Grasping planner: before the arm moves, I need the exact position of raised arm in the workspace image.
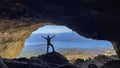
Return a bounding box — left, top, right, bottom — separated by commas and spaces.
41, 36, 47, 39
50, 35, 55, 39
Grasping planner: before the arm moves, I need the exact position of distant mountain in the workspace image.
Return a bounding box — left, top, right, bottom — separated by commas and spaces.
25, 32, 91, 43
25, 32, 113, 48
19, 46, 115, 58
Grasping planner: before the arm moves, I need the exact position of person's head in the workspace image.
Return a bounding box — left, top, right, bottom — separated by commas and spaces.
47, 35, 50, 38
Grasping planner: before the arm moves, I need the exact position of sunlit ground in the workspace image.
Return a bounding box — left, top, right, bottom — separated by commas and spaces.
18, 25, 115, 60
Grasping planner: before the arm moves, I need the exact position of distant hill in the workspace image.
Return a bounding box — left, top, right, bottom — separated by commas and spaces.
25, 32, 91, 43
25, 32, 113, 49
19, 46, 115, 59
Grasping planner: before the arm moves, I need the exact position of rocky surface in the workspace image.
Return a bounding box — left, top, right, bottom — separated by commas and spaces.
0, 52, 79, 68
0, 0, 120, 58
73, 55, 116, 68
0, 19, 51, 58
0, 51, 118, 68
37, 52, 69, 65
102, 60, 120, 68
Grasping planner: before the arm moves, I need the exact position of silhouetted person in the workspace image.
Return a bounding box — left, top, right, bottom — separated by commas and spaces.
41, 35, 55, 53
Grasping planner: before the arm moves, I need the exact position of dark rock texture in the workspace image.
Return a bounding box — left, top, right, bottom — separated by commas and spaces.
102, 60, 120, 68
37, 52, 69, 65
0, 52, 78, 68
88, 64, 98, 68
73, 58, 84, 65
94, 55, 113, 63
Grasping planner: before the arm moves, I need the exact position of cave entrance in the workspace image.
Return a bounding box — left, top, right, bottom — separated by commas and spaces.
19, 25, 115, 60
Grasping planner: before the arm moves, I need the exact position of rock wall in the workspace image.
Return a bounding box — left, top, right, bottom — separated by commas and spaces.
0, 19, 54, 58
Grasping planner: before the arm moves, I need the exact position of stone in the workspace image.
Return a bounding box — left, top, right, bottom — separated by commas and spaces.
38, 52, 69, 65
88, 64, 98, 68
73, 58, 84, 65
102, 60, 120, 68
0, 55, 77, 68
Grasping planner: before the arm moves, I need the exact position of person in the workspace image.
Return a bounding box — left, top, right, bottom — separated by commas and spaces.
41, 35, 55, 53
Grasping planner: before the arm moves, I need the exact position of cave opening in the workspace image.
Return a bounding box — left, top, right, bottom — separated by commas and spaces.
18, 25, 115, 60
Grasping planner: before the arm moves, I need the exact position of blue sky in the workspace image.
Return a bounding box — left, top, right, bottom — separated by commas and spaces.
33, 25, 72, 34
26, 25, 113, 49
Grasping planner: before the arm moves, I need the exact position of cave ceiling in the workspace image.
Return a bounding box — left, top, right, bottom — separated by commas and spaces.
0, 0, 120, 41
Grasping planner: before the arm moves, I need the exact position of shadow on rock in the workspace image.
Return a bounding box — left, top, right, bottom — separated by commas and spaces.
37, 52, 69, 64
0, 52, 78, 68
102, 60, 120, 68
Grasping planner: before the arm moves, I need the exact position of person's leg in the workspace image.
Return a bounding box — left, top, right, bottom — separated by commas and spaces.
47, 44, 49, 53
50, 43, 55, 52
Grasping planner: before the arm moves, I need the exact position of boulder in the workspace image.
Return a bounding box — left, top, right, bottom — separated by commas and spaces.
38, 52, 69, 65
102, 60, 120, 68
73, 58, 84, 65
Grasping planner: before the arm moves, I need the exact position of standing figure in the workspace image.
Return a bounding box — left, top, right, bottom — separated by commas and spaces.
41, 35, 55, 53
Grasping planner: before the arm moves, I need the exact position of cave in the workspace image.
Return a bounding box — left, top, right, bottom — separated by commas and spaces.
0, 0, 120, 59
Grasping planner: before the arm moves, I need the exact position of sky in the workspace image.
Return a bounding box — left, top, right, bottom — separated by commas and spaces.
33, 25, 73, 34
25, 25, 113, 49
